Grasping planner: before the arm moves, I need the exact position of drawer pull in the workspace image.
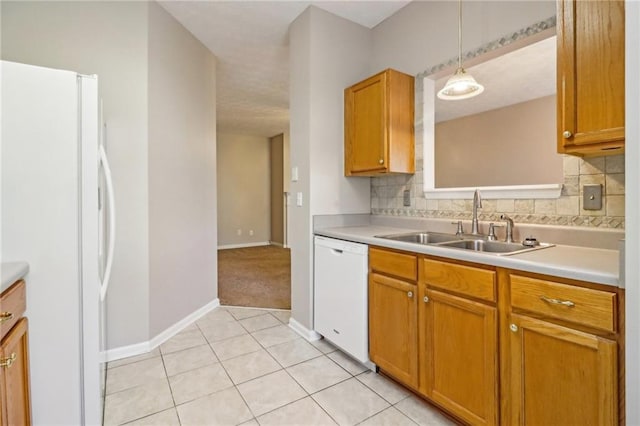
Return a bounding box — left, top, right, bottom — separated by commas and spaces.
0, 353, 16, 368
0, 312, 14, 323
540, 295, 575, 307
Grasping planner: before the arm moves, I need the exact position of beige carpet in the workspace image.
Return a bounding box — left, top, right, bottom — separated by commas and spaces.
218, 245, 291, 309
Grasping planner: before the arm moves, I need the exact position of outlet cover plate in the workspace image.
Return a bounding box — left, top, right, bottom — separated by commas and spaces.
583, 184, 603, 210
403, 190, 411, 207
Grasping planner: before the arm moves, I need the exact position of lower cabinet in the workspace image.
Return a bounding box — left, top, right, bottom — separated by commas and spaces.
508, 314, 617, 425
0, 279, 31, 426
369, 247, 419, 389
421, 289, 497, 425
0, 318, 31, 426
369, 272, 418, 389
419, 258, 498, 426
367, 247, 623, 426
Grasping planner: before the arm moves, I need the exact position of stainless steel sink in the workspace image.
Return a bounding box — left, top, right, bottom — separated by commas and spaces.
375, 231, 553, 256
375, 231, 461, 245
436, 239, 553, 256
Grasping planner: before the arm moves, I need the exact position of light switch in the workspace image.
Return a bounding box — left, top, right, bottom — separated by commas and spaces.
296, 192, 303, 206
291, 167, 299, 182
583, 184, 603, 210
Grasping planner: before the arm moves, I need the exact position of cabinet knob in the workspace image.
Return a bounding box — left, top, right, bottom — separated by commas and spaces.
0, 353, 16, 368
378, 159, 384, 165
423, 296, 429, 303
407, 291, 413, 298
0, 312, 14, 324
510, 324, 518, 333
563, 130, 572, 139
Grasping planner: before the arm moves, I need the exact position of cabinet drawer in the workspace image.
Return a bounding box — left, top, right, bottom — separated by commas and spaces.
0, 280, 26, 340
422, 259, 496, 302
370, 247, 417, 281
510, 275, 616, 332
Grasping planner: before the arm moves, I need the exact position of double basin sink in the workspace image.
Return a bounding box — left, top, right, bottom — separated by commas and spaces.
376, 231, 553, 256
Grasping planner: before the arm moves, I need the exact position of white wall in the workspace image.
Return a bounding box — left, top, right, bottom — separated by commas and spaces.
217, 133, 271, 246
289, 6, 371, 330
1, 0, 150, 348
371, 1, 556, 75
1, 0, 219, 349
625, 1, 639, 423
148, 2, 217, 337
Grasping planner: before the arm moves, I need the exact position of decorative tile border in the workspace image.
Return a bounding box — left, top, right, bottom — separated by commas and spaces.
371, 153, 625, 229
417, 16, 556, 79
370, 209, 625, 229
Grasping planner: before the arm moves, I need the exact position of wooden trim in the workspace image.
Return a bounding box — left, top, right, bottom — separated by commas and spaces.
497, 268, 512, 426
618, 289, 626, 424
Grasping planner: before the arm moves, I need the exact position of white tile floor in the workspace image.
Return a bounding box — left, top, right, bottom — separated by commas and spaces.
104, 306, 456, 426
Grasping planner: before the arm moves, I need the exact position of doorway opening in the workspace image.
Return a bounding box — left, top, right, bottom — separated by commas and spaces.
216, 133, 291, 309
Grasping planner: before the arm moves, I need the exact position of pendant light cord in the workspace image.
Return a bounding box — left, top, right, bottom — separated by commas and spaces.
458, 0, 463, 69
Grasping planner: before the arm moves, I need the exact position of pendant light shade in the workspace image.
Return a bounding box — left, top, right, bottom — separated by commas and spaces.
438, 68, 484, 100
437, 0, 483, 101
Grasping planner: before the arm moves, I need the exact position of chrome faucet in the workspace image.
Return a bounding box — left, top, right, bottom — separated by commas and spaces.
471, 189, 482, 235
500, 214, 515, 243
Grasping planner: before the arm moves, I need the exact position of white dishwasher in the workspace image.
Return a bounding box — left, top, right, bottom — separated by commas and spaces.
313, 235, 369, 364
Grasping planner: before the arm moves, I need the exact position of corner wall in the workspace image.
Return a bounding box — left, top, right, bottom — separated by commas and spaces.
289, 6, 372, 331
148, 2, 217, 337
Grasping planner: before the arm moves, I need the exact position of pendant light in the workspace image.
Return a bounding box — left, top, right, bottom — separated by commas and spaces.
437, 0, 484, 100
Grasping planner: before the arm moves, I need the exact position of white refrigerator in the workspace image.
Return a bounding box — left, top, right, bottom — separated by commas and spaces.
1, 61, 115, 425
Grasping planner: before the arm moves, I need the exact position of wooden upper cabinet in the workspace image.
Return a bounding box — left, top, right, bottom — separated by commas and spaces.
344, 69, 415, 176
557, 0, 625, 156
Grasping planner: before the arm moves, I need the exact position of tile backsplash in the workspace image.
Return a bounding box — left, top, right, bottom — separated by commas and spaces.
371, 154, 625, 229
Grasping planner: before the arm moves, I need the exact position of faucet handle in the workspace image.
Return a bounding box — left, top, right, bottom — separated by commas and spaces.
500, 214, 515, 243
487, 223, 504, 241
451, 221, 464, 235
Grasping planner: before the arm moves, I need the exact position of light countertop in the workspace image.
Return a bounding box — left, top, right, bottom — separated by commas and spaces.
315, 225, 619, 287
1, 262, 29, 293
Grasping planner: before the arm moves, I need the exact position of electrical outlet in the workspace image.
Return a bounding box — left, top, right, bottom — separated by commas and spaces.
249, 230, 254, 236
583, 184, 603, 210
403, 189, 411, 207
296, 192, 303, 207
236, 229, 242, 236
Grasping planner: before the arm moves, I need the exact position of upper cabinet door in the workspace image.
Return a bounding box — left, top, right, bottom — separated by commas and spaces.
344, 69, 415, 176
557, 0, 625, 156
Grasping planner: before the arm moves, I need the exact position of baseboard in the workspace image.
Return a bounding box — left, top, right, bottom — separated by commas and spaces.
102, 298, 220, 362
101, 340, 150, 363
218, 242, 270, 250
288, 317, 321, 342
269, 241, 284, 248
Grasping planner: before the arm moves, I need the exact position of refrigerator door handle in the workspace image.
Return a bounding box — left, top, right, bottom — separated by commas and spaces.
99, 144, 115, 302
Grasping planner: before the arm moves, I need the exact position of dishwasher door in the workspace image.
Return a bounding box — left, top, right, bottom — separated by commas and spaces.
313, 236, 369, 364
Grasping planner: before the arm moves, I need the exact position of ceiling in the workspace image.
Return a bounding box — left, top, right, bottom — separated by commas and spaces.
159, 1, 411, 138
